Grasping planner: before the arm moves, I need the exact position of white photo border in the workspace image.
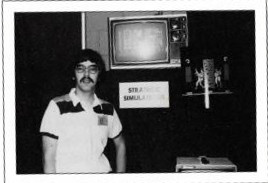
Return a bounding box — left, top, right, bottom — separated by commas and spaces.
2, 0, 267, 183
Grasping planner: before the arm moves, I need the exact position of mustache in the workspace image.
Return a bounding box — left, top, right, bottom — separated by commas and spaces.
80, 77, 94, 83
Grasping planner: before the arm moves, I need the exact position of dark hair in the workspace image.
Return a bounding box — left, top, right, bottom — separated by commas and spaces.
70, 49, 107, 85
73, 49, 105, 74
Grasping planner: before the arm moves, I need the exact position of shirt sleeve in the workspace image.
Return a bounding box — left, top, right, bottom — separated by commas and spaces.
108, 109, 122, 138
40, 100, 61, 138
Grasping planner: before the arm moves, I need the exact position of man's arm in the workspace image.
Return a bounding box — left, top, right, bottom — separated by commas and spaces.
42, 135, 58, 173
113, 133, 126, 173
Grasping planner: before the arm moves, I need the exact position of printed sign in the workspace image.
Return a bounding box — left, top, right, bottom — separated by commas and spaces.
119, 82, 170, 108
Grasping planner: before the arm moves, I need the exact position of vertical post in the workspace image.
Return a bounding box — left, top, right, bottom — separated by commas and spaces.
81, 12, 86, 49
203, 58, 214, 109
204, 72, 210, 109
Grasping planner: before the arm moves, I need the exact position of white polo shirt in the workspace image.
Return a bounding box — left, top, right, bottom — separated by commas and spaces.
40, 88, 122, 173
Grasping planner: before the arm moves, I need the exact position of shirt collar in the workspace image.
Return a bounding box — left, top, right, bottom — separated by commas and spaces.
69, 88, 100, 107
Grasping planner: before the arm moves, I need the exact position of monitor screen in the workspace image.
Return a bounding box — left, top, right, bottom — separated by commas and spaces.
112, 20, 168, 65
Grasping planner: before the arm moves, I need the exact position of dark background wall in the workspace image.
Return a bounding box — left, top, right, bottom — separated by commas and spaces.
15, 13, 82, 173
15, 11, 255, 174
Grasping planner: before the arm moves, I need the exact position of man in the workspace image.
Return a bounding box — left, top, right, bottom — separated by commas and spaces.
40, 49, 126, 173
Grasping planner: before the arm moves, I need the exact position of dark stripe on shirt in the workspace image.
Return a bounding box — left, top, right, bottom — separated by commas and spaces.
41, 132, 59, 139
112, 131, 122, 139
56, 101, 84, 114
93, 104, 114, 115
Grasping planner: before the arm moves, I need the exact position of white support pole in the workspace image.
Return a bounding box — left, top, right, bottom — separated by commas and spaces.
204, 72, 210, 109
81, 12, 86, 49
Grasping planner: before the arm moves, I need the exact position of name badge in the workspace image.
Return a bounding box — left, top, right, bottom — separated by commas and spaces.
98, 115, 108, 126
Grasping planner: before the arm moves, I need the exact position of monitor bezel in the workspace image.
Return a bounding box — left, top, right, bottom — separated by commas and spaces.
108, 13, 187, 69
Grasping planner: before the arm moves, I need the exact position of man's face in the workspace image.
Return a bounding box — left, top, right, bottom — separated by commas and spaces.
74, 60, 99, 93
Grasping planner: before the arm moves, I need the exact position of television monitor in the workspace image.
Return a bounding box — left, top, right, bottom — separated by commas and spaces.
108, 13, 188, 69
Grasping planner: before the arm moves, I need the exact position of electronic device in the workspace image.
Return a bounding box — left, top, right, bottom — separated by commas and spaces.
108, 13, 188, 69
175, 157, 237, 173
